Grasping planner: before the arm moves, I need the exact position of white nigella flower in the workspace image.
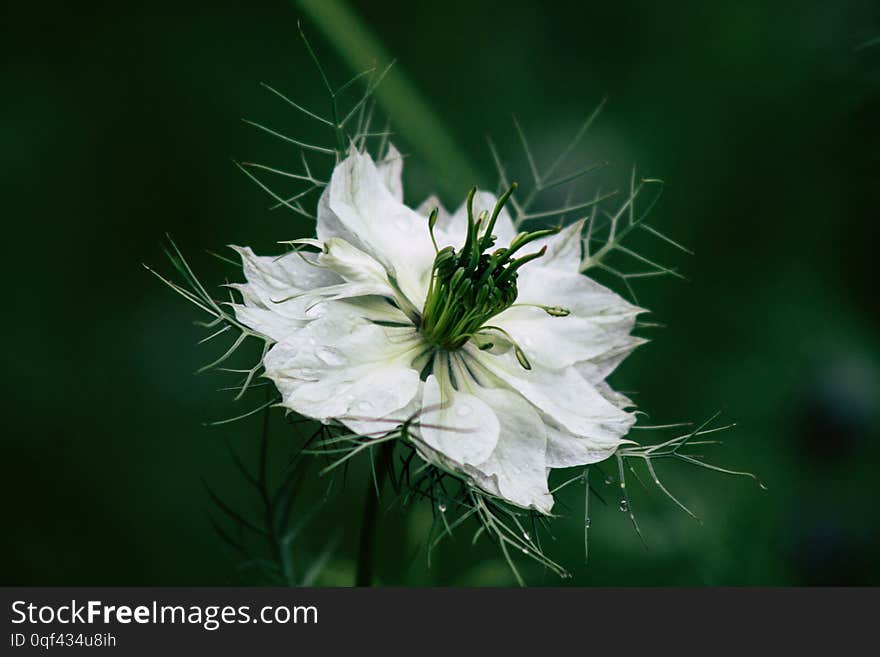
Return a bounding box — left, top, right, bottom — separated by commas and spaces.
231, 145, 645, 514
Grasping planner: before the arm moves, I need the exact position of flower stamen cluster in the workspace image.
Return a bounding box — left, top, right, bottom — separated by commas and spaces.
419, 183, 557, 358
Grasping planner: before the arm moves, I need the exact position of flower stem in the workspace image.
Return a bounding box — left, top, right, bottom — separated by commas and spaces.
354, 445, 391, 586
258, 388, 293, 584
294, 0, 481, 197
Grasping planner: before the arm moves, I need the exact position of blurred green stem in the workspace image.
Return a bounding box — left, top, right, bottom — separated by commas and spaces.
258, 390, 293, 584
355, 447, 390, 587
294, 0, 482, 197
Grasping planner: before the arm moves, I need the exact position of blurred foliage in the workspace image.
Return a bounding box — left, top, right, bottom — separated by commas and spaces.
1, 0, 878, 585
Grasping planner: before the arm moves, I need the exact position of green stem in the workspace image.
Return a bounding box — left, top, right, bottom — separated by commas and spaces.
294, 0, 481, 197
258, 389, 290, 583
354, 445, 391, 586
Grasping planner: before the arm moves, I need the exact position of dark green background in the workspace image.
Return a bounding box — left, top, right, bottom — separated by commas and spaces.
3, 0, 878, 585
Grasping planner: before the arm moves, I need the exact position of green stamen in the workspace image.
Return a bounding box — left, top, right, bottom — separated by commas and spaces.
428, 207, 440, 253
480, 325, 532, 370
418, 184, 559, 361
481, 182, 517, 250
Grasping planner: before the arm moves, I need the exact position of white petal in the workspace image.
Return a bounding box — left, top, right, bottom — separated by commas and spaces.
508, 267, 643, 370
542, 417, 621, 469
329, 296, 413, 325
576, 337, 646, 386
264, 308, 422, 433
317, 237, 398, 297
419, 371, 499, 468
492, 306, 624, 370
232, 245, 340, 319
467, 387, 553, 513
233, 245, 340, 292
229, 245, 340, 340
234, 238, 415, 336
592, 380, 636, 411
471, 346, 635, 447
316, 149, 434, 308
516, 219, 644, 329
376, 143, 403, 202
526, 218, 586, 272
517, 265, 642, 323
230, 304, 304, 343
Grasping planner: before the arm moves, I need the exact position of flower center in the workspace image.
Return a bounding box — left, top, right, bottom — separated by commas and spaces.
418, 184, 558, 360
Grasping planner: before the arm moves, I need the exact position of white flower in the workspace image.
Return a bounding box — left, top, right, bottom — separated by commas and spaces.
231, 146, 645, 514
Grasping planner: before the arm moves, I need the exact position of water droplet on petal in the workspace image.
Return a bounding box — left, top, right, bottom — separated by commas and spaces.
455, 403, 472, 417
604, 475, 615, 485
438, 503, 447, 513
355, 400, 374, 412
521, 548, 529, 554
522, 532, 531, 541
584, 517, 591, 528
619, 499, 628, 512
316, 347, 345, 366
296, 368, 320, 380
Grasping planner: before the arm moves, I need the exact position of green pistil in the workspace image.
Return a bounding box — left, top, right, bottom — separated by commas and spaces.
419, 183, 559, 355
